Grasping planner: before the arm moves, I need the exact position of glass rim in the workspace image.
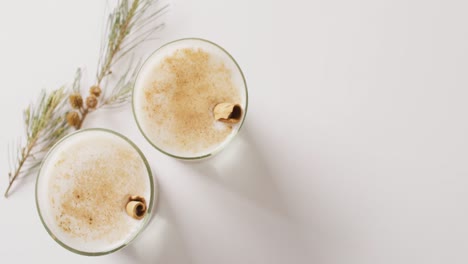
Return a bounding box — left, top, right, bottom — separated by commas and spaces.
132, 37, 249, 160
35, 128, 155, 256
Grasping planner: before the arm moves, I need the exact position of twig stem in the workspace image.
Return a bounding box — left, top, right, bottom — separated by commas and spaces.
4, 139, 37, 197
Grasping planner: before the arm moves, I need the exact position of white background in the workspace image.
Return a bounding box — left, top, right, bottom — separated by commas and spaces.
1, 0, 468, 263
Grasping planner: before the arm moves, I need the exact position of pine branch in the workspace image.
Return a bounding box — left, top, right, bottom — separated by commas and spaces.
5, 88, 71, 197
96, 0, 140, 85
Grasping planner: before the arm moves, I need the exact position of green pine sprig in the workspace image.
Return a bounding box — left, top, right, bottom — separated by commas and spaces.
5, 87, 71, 197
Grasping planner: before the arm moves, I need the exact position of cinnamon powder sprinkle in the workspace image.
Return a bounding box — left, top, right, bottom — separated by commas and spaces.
142, 48, 241, 154
49, 141, 147, 243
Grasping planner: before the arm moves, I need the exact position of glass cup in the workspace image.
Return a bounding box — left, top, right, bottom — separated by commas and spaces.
35, 128, 155, 256
132, 38, 248, 160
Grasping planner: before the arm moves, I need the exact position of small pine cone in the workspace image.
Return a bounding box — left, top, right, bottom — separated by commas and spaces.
69, 93, 83, 109
86, 95, 98, 109
66, 111, 81, 128
89, 85, 102, 97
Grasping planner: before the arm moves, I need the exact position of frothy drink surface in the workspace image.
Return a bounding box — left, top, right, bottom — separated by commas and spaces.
134, 39, 247, 158
36, 130, 151, 254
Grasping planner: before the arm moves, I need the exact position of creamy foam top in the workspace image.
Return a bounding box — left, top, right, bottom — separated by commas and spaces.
133, 39, 247, 158
36, 130, 152, 254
